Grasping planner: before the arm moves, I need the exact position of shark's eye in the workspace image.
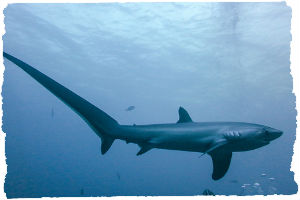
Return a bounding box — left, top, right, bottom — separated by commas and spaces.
258, 128, 268, 137
262, 129, 271, 139
265, 131, 270, 137
260, 128, 267, 134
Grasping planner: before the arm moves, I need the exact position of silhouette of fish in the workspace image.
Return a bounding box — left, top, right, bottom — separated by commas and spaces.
202, 189, 215, 196
260, 173, 267, 177
125, 106, 135, 111
51, 107, 54, 119
116, 172, 121, 180
229, 179, 238, 183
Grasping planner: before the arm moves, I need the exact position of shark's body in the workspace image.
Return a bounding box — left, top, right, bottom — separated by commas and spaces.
3, 52, 282, 180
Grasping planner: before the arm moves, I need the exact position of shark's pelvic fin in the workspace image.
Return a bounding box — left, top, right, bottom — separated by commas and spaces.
209, 150, 232, 180
3, 52, 119, 154
137, 145, 152, 156
177, 106, 193, 123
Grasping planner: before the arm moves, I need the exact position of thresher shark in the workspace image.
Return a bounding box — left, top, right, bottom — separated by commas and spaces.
3, 52, 282, 180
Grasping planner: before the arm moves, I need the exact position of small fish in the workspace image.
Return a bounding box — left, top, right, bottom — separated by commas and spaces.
80, 188, 84, 195
125, 106, 135, 111
268, 186, 277, 194
229, 179, 238, 183
116, 172, 121, 180
268, 177, 275, 181
202, 189, 215, 196
260, 173, 267, 177
252, 183, 264, 195
51, 107, 54, 119
252, 182, 260, 188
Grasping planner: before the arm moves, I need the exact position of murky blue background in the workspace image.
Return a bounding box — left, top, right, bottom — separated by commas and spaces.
2, 2, 297, 197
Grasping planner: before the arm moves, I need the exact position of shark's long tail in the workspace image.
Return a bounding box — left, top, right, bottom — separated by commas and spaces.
3, 52, 118, 154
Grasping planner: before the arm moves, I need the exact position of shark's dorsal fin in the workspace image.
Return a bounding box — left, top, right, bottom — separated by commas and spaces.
177, 107, 193, 123
209, 150, 232, 180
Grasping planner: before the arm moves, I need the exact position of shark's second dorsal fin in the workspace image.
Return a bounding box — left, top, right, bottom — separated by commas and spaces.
177, 107, 193, 123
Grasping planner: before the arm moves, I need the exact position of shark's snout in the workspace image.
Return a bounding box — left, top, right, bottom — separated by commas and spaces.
265, 128, 283, 141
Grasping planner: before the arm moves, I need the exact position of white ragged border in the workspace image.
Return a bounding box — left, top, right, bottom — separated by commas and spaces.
0, 1, 6, 200
0, 0, 299, 200
287, 0, 300, 198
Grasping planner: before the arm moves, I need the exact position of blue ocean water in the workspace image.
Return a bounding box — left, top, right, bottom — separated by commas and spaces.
2, 2, 297, 197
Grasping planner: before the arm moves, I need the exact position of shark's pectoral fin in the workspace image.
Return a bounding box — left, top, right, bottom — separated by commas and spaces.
177, 107, 193, 123
137, 145, 152, 156
101, 136, 115, 155
199, 139, 228, 157
209, 150, 232, 180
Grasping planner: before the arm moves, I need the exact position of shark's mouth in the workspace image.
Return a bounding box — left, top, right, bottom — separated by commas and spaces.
262, 139, 271, 144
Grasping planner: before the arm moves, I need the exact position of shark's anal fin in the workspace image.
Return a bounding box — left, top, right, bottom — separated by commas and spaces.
177, 106, 193, 123
137, 145, 152, 156
101, 136, 115, 155
209, 150, 232, 180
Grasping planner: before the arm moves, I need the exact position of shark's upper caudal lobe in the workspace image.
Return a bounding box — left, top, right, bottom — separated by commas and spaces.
3, 52, 283, 180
